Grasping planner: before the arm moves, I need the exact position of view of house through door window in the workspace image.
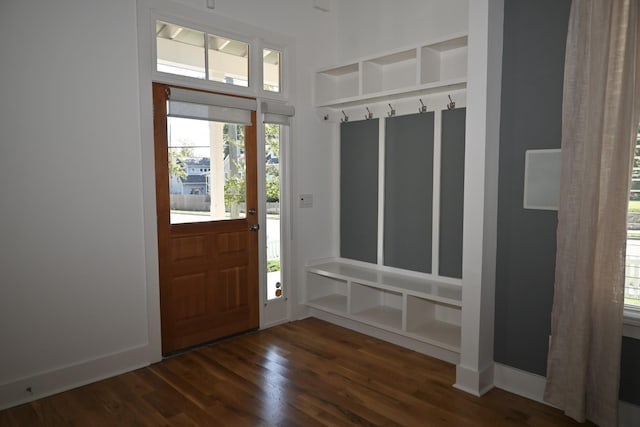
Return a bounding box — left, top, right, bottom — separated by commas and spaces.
265, 124, 282, 300
168, 117, 247, 223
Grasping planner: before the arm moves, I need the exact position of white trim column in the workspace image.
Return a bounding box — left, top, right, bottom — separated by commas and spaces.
455, 0, 503, 396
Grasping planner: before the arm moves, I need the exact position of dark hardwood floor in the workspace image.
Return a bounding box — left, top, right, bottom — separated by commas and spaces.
0, 318, 591, 426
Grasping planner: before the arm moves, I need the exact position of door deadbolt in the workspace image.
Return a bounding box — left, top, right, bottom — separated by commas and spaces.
248, 208, 256, 215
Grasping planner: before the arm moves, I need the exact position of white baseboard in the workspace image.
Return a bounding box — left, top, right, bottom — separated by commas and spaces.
493, 363, 547, 403
493, 363, 640, 427
0, 344, 152, 411
454, 363, 495, 396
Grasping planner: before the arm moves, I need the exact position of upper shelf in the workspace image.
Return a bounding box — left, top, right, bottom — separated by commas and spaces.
315, 34, 468, 108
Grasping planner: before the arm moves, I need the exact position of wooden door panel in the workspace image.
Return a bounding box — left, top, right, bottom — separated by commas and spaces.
215, 266, 248, 312
170, 235, 206, 263
170, 272, 209, 321
216, 231, 247, 256
154, 82, 259, 355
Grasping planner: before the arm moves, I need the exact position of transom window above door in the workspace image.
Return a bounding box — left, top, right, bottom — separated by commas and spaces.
155, 20, 282, 95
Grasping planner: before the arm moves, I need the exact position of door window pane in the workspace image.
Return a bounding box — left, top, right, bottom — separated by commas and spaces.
263, 49, 281, 92
208, 35, 249, 87
168, 117, 246, 224
266, 124, 282, 299
156, 21, 206, 79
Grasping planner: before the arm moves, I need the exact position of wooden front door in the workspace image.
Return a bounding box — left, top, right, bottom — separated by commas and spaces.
153, 83, 259, 355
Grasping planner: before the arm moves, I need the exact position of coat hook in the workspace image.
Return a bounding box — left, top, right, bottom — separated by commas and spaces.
365, 107, 373, 120
447, 95, 456, 110
323, 114, 329, 121
419, 99, 427, 113
387, 103, 396, 117
341, 110, 349, 123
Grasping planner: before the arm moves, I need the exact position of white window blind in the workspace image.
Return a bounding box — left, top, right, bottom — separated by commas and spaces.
262, 101, 294, 125
167, 87, 256, 124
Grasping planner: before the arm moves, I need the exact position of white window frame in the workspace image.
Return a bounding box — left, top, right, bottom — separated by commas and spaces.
137, 0, 296, 361
262, 44, 284, 94
149, 11, 291, 102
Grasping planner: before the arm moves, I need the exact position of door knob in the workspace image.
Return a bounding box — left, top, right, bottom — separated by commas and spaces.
249, 224, 260, 231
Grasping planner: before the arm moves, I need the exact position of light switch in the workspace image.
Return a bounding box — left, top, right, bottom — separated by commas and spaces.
299, 194, 313, 208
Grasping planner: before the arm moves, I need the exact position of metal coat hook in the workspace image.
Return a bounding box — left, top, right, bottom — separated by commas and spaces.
365, 107, 373, 120
447, 95, 456, 110
419, 99, 427, 113
387, 103, 396, 117
323, 114, 329, 121
341, 110, 349, 123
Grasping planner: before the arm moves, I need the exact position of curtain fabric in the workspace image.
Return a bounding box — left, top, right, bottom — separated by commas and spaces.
544, 1, 640, 425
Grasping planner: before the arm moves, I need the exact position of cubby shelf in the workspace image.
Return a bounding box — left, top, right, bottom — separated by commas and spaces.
305, 258, 462, 353
314, 33, 467, 108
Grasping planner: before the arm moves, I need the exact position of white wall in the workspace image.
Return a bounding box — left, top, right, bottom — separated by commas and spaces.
0, 0, 149, 408
335, 0, 468, 61
0, 0, 339, 409
0, 0, 470, 410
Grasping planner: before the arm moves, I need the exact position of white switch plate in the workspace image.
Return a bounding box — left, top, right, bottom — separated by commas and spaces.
299, 194, 313, 208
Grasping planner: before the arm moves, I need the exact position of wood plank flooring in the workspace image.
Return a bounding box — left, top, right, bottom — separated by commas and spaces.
0, 318, 593, 426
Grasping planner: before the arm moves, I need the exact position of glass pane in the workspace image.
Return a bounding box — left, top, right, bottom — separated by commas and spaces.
168, 117, 246, 224
156, 21, 206, 79
266, 124, 282, 300
626, 127, 640, 308
208, 34, 249, 87
263, 49, 281, 92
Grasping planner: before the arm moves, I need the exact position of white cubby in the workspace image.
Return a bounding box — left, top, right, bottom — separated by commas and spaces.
306, 272, 348, 315
314, 63, 359, 106
305, 258, 462, 355
314, 33, 467, 108
405, 296, 461, 352
362, 49, 417, 95
351, 282, 403, 330
420, 36, 467, 85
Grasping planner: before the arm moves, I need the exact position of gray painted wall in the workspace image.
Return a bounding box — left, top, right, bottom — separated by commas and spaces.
384, 113, 434, 273
496, 0, 640, 406
439, 108, 466, 278
495, 0, 570, 375
340, 120, 379, 263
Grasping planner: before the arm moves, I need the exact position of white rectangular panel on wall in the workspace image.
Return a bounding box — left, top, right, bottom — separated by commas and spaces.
523, 149, 561, 210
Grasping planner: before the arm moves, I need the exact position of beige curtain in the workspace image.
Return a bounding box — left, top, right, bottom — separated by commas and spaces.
544, 1, 640, 425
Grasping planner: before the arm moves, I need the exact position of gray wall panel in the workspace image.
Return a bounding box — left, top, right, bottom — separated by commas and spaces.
440, 108, 466, 278
495, 0, 570, 376
384, 113, 434, 273
340, 119, 379, 263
